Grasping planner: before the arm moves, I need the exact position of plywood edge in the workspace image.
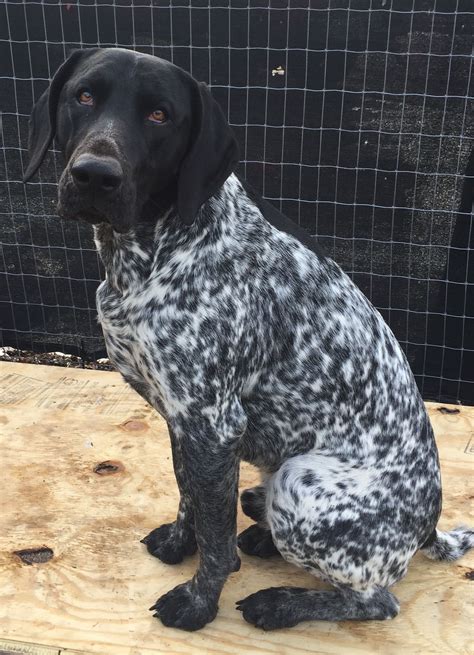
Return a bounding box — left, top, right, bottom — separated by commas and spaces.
0, 638, 91, 655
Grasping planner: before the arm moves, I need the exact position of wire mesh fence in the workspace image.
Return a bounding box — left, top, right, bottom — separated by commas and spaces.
0, 0, 473, 403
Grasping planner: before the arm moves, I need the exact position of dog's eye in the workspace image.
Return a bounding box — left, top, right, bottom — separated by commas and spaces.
148, 109, 167, 124
78, 89, 94, 106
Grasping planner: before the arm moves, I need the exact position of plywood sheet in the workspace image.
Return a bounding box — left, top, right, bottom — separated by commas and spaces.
0, 362, 473, 655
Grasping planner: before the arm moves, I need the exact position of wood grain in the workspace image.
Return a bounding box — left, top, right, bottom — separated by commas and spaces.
0, 362, 473, 655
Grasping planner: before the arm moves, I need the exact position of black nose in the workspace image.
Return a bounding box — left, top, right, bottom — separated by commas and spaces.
71, 155, 123, 193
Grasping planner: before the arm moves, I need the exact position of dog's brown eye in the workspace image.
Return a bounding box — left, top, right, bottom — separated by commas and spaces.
148, 109, 166, 124
78, 90, 94, 106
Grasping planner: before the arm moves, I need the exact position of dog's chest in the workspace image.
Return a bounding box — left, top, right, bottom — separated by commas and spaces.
96, 279, 170, 408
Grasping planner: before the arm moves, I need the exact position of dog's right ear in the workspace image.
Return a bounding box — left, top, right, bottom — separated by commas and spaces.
23, 49, 97, 182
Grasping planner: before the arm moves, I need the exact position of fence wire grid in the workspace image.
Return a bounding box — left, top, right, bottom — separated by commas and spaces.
0, 0, 473, 404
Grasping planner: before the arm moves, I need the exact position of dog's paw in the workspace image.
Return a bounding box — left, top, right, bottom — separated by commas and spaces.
141, 522, 197, 564
150, 581, 218, 631
236, 588, 300, 630
238, 524, 280, 558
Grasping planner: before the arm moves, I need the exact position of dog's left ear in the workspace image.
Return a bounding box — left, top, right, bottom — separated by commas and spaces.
177, 81, 239, 225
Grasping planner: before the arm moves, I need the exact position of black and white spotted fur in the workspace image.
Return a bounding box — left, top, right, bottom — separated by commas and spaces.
25, 48, 474, 632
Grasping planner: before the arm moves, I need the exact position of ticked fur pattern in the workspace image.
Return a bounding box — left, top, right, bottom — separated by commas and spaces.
94, 173, 472, 631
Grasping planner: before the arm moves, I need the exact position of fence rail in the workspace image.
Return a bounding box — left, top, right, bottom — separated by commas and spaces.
1, 0, 473, 404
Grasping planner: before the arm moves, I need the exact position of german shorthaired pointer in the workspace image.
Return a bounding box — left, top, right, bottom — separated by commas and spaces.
25, 48, 473, 631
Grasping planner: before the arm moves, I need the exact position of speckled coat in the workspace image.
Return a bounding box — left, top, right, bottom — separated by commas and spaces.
94, 173, 471, 630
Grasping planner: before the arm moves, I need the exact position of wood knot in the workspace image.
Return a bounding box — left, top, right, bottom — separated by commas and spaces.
121, 419, 149, 432
94, 460, 124, 476
437, 407, 460, 415
14, 546, 54, 565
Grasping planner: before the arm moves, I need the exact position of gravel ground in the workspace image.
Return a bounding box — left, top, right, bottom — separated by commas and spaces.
0, 346, 114, 371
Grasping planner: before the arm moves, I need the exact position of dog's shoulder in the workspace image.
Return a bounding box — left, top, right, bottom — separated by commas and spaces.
236, 175, 327, 261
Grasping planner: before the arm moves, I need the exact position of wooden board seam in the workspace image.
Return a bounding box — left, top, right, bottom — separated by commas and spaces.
0, 638, 91, 655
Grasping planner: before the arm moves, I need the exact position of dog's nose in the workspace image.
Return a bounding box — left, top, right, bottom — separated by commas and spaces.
71, 155, 123, 193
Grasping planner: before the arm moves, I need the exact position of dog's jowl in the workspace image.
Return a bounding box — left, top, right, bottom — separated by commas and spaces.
25, 47, 474, 631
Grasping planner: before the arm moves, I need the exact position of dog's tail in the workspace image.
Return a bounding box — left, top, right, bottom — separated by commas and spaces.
420, 526, 474, 562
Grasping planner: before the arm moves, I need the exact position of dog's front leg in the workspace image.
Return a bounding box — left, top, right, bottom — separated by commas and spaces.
150, 412, 242, 631
141, 426, 197, 563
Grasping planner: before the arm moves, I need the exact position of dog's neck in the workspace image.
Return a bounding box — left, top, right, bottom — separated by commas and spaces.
93, 206, 178, 292
92, 179, 236, 294
93, 174, 250, 294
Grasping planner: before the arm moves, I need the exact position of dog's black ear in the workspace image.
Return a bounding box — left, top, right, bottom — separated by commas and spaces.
23, 49, 97, 182
177, 81, 239, 225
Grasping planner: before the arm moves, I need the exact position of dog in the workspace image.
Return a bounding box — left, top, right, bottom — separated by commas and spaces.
24, 47, 473, 631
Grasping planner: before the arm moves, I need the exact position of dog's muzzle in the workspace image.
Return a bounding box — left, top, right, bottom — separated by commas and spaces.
57, 149, 136, 233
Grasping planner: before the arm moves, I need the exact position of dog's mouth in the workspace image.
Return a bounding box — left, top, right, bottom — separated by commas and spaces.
58, 200, 112, 227
76, 206, 109, 225
57, 199, 131, 234
57, 168, 135, 234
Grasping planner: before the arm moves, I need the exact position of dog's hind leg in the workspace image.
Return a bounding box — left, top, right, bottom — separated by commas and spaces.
238, 484, 280, 558
236, 450, 427, 629
237, 585, 399, 629
240, 485, 267, 523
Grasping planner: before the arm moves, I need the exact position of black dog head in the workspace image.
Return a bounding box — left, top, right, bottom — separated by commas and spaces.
24, 48, 239, 231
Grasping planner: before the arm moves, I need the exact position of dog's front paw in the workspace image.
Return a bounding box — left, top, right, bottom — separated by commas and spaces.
150, 581, 218, 631
141, 522, 197, 564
